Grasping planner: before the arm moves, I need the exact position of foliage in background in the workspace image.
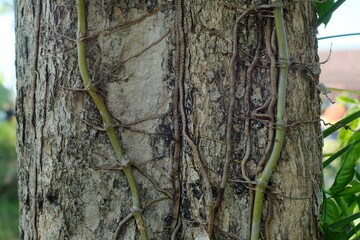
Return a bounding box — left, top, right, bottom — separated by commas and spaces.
0, 74, 11, 108
314, 1, 360, 238
321, 96, 360, 240
315, 0, 346, 27
0, 1, 12, 14
0, 1, 17, 238
0, 71, 17, 239
0, 0, 357, 239
0, 120, 17, 240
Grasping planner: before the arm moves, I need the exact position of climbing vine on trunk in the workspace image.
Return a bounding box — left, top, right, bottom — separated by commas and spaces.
16, 0, 323, 239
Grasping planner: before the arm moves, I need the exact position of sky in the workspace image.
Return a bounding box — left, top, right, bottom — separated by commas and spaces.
317, 0, 360, 50
0, 3, 15, 90
0, 0, 359, 90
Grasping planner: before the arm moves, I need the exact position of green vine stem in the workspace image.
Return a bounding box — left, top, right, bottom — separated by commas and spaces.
250, 1, 289, 239
318, 33, 360, 41
76, 1, 148, 239
327, 87, 360, 95
323, 110, 360, 138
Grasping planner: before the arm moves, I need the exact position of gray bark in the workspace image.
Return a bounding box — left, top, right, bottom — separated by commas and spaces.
16, 0, 322, 239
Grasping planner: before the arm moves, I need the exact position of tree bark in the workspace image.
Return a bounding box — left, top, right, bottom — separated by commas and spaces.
16, 0, 322, 239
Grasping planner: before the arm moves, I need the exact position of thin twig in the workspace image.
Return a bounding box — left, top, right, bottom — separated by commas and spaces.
91, 164, 124, 171
214, 226, 242, 240
241, 28, 263, 240
256, 19, 277, 173
229, 179, 311, 200
132, 164, 173, 199
214, 6, 253, 221
235, 114, 323, 130
49, 46, 77, 55
151, 161, 173, 182
77, 115, 172, 137
171, 219, 182, 240
199, 135, 226, 145
112, 30, 171, 73
266, 190, 311, 200
112, 197, 170, 240
44, 15, 77, 43
113, 214, 133, 240
83, 4, 168, 41
170, 21, 182, 234
110, 114, 164, 127
241, 30, 262, 182
60, 85, 87, 91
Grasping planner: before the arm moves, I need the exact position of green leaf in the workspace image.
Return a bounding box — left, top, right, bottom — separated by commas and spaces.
330, 212, 360, 229
347, 193, 359, 214
323, 139, 360, 168
320, 222, 346, 240
337, 106, 360, 147
355, 165, 360, 181
316, 0, 346, 27
324, 198, 340, 224
346, 222, 360, 240
330, 184, 360, 197
334, 197, 358, 233
329, 134, 360, 193
323, 153, 334, 158
314, 0, 334, 27
336, 96, 360, 104
323, 110, 360, 139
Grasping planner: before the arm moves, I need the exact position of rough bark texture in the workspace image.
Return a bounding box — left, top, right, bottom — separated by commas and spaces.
16, 0, 322, 239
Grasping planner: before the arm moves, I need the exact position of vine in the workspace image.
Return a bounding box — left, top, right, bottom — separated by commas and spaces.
250, 0, 289, 239
213, 0, 281, 218
174, 0, 215, 235
212, 3, 284, 239
72, 1, 314, 239
14, 0, 340, 238
76, 0, 148, 239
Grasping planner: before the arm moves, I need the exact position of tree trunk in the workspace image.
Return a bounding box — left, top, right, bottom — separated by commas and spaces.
16, 0, 322, 239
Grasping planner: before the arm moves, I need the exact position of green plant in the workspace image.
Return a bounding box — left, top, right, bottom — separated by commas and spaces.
321, 96, 360, 240
314, 0, 346, 27
0, 120, 18, 240
0, 0, 12, 14
250, 1, 289, 239
313, 2, 360, 238
76, 1, 147, 238
0, 74, 12, 108
315, 1, 360, 42
0, 74, 17, 239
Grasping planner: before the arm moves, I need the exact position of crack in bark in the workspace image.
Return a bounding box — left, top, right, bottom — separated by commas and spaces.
213, 6, 252, 222
31, 1, 42, 239
174, 0, 214, 236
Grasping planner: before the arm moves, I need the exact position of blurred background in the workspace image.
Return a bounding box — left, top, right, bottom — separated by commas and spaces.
0, 0, 359, 239
0, 0, 17, 239
317, 1, 360, 190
